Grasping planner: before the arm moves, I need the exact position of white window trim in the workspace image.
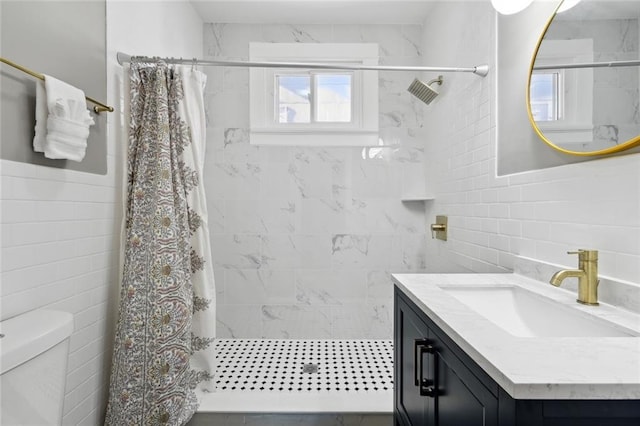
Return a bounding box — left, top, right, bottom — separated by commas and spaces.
534, 39, 594, 145
250, 42, 379, 146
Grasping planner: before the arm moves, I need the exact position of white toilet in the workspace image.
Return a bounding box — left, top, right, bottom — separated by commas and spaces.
0, 309, 74, 425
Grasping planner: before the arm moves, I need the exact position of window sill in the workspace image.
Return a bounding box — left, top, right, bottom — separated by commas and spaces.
537, 122, 593, 145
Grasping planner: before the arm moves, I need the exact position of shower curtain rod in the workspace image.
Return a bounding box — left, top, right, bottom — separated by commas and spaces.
116, 52, 489, 77
533, 59, 640, 71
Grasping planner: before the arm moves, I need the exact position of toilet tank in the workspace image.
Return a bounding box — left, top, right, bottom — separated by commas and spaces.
0, 309, 74, 425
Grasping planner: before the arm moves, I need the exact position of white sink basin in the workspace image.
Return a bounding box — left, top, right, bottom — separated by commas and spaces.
440, 285, 637, 338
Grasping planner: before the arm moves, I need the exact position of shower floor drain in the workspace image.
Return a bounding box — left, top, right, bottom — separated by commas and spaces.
302, 363, 318, 374
214, 339, 393, 393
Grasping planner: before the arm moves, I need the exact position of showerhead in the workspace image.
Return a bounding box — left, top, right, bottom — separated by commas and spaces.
407, 75, 444, 105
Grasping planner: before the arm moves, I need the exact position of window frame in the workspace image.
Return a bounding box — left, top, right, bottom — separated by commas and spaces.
274, 70, 356, 127
532, 38, 594, 145
249, 42, 379, 146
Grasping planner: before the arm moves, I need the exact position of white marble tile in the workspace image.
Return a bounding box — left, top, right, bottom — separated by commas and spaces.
332, 24, 403, 58
261, 24, 333, 43
299, 198, 348, 234
379, 93, 423, 128
208, 91, 250, 128
401, 25, 422, 57
346, 199, 424, 234
211, 234, 262, 269
261, 199, 299, 234
203, 23, 262, 58
378, 71, 412, 97
330, 234, 396, 269
379, 127, 425, 148
206, 198, 225, 234
295, 269, 366, 305
204, 22, 426, 338
224, 199, 266, 234
259, 146, 292, 164
366, 271, 395, 302
401, 163, 427, 197
398, 234, 428, 270
223, 128, 260, 163
296, 235, 332, 269
224, 269, 295, 305
260, 235, 300, 269
205, 162, 261, 200
289, 155, 334, 199
259, 163, 300, 200
261, 305, 332, 339
204, 127, 225, 164
214, 267, 225, 302
223, 66, 249, 94
350, 161, 403, 199
203, 23, 223, 57
217, 305, 263, 338
331, 304, 393, 339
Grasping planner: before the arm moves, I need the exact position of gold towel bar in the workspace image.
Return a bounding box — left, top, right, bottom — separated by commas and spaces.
0, 56, 114, 114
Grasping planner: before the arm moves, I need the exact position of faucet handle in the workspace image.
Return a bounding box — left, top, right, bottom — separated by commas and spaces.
567, 249, 598, 261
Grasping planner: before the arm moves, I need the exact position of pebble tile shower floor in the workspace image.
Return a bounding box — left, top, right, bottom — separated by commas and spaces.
214, 339, 393, 393
189, 339, 394, 426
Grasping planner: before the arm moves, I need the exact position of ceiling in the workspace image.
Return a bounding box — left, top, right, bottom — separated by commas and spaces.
189, 0, 436, 24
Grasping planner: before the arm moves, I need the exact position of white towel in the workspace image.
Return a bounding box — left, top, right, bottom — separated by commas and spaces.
32, 75, 95, 162
32, 81, 48, 153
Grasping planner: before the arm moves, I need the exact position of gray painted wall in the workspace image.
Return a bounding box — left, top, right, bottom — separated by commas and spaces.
1, 0, 107, 175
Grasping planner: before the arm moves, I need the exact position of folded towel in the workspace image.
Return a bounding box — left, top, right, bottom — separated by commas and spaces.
32, 74, 95, 162
33, 81, 48, 153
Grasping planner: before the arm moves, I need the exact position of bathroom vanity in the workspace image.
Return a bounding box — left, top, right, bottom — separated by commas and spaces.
392, 273, 640, 425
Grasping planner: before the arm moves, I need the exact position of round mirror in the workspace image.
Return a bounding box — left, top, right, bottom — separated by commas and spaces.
528, 0, 640, 156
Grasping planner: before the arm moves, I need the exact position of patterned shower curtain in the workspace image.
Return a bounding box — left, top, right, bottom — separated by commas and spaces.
105, 62, 216, 425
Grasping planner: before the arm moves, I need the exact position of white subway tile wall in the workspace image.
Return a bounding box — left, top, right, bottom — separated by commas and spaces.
203, 23, 428, 339
1, 1, 204, 424
420, 2, 640, 286
0, 159, 119, 425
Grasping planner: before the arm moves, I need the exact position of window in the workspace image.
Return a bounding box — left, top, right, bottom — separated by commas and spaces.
530, 71, 561, 122
531, 39, 593, 145
276, 73, 352, 124
250, 43, 379, 146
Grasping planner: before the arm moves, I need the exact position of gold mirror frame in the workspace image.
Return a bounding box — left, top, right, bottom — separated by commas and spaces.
526, 0, 640, 156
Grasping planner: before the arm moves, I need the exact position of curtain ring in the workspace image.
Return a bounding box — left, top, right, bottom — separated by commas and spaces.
192, 57, 197, 71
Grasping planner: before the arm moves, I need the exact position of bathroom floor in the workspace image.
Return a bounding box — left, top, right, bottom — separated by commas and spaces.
191, 339, 395, 425
214, 339, 394, 393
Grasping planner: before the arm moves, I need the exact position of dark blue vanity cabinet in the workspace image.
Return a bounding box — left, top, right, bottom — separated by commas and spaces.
395, 288, 499, 426
394, 287, 640, 426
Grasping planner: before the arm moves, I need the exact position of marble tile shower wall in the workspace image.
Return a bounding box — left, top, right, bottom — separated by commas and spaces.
202, 23, 427, 339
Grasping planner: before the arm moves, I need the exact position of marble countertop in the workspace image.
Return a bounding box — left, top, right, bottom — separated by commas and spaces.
392, 273, 640, 400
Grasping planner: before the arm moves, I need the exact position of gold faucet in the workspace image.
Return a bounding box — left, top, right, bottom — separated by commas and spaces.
550, 249, 599, 305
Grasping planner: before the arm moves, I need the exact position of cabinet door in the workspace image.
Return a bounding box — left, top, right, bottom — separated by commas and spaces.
395, 295, 432, 426
432, 334, 498, 426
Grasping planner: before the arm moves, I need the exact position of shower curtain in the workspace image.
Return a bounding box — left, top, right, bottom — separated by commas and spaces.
105, 62, 216, 425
